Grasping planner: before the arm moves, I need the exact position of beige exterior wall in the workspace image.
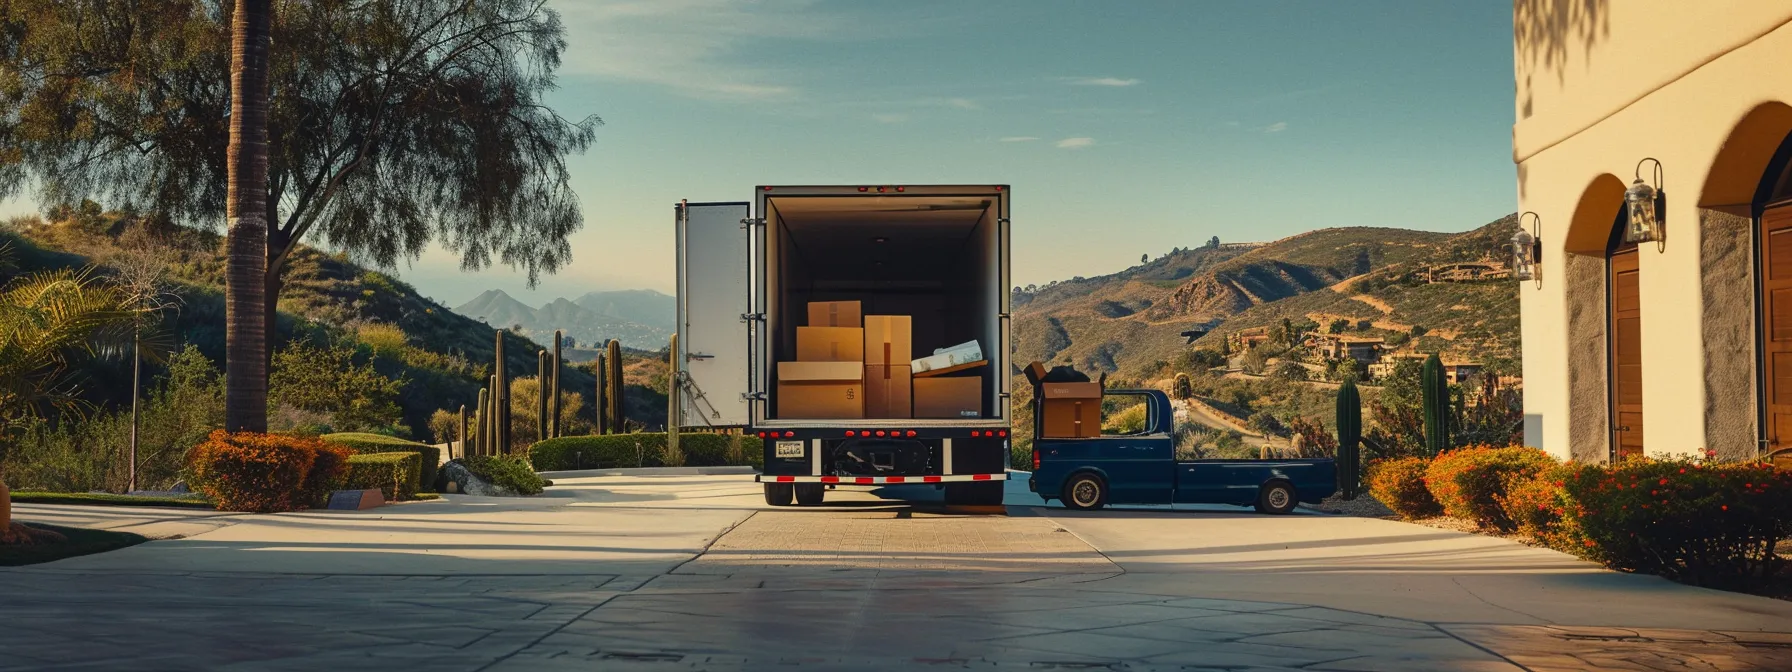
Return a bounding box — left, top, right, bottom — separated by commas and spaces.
1514, 1, 1792, 461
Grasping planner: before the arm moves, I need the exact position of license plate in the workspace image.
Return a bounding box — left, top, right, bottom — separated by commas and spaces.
775, 441, 805, 458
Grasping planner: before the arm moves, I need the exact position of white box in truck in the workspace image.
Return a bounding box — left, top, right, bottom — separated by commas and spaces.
673, 185, 1012, 507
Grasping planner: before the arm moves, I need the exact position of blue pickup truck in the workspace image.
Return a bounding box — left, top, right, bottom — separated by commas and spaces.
1027, 388, 1337, 514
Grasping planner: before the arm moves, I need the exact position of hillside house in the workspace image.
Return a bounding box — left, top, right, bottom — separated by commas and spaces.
1423, 261, 1513, 283
1366, 353, 1480, 385
1514, 2, 1792, 466
1305, 334, 1384, 365
1227, 327, 1272, 352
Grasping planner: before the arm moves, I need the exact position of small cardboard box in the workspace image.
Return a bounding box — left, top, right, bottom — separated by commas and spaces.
912, 339, 983, 374
864, 364, 912, 419
863, 315, 912, 366
778, 361, 864, 419
1023, 361, 1048, 389
808, 300, 862, 327
796, 326, 864, 362
914, 376, 982, 419
1041, 382, 1103, 438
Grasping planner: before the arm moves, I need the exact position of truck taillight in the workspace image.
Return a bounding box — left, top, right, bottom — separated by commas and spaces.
857, 186, 868, 192
784, 431, 795, 438
875, 430, 886, 437
906, 430, 917, 437
1032, 449, 1040, 470
895, 186, 905, 192
844, 431, 855, 437
999, 430, 1008, 438
970, 431, 980, 437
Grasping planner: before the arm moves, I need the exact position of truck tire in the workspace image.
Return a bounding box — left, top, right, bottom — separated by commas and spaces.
763, 482, 794, 507
794, 483, 826, 506
1061, 473, 1107, 511
1255, 481, 1298, 515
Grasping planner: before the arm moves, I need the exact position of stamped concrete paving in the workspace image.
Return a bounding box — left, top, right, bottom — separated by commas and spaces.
5, 473, 1792, 671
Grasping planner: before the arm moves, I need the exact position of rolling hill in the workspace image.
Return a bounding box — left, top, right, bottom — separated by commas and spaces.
1012, 216, 1521, 379
455, 289, 673, 350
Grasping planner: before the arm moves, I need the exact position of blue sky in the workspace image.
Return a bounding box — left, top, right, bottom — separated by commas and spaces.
5, 1, 1519, 308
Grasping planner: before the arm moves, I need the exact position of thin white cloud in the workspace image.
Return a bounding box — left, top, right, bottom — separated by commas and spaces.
947, 98, 981, 110
1264, 122, 1288, 133
555, 0, 847, 101
1065, 77, 1141, 87
999, 136, 1040, 143
872, 113, 908, 124
1055, 137, 1096, 149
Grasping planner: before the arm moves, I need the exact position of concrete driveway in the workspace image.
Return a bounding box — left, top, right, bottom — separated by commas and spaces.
4, 472, 1791, 671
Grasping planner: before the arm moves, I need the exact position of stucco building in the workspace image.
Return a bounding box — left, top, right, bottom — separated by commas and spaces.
1514, 2, 1792, 465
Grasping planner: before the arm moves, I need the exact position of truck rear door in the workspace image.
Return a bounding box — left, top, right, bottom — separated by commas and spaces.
674, 201, 752, 427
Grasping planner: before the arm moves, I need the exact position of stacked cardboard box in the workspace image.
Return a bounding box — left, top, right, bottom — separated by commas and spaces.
778, 299, 989, 421
779, 301, 865, 419
1025, 360, 1103, 438
913, 339, 985, 419
864, 315, 912, 418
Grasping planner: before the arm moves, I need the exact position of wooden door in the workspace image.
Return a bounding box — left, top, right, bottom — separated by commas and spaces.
1759, 206, 1792, 453
1609, 247, 1643, 459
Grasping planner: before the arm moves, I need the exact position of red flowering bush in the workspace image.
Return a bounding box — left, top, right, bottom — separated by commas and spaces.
1426, 445, 1556, 532
1367, 457, 1441, 519
185, 431, 352, 513
1499, 462, 1595, 550
1561, 457, 1792, 588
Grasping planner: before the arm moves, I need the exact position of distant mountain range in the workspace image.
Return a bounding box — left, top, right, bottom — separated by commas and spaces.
454, 289, 673, 350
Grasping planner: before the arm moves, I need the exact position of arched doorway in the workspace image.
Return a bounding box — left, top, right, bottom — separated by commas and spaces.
1755, 131, 1792, 463
1606, 210, 1643, 460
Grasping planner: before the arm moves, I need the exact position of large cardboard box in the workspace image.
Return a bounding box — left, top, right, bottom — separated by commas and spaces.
913, 376, 982, 419
864, 364, 912, 419
808, 301, 862, 327
863, 315, 912, 366
1041, 382, 1103, 438
796, 326, 864, 362
778, 361, 863, 419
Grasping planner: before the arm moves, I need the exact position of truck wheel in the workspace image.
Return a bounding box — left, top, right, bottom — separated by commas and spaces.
1061, 473, 1107, 511
1255, 481, 1298, 515
763, 482, 794, 507
794, 483, 826, 506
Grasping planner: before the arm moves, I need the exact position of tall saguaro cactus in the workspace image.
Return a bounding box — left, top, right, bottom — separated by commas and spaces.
457, 404, 468, 461
474, 386, 489, 457
494, 332, 509, 453
594, 354, 607, 434
536, 350, 549, 445
1335, 376, 1362, 500
606, 339, 625, 433
550, 330, 563, 439
1421, 353, 1449, 456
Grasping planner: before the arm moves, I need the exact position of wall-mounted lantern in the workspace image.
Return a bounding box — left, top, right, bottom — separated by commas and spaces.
1625, 157, 1666, 250
1512, 212, 1541, 287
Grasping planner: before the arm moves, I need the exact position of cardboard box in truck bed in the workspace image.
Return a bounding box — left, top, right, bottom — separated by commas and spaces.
797, 326, 864, 362
914, 376, 981, 419
778, 361, 864, 419
912, 340, 983, 374
808, 301, 861, 327
1041, 382, 1102, 438
864, 364, 912, 418
863, 315, 912, 365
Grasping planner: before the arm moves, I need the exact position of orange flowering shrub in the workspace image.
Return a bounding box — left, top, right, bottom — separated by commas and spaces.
185, 431, 352, 513
1425, 445, 1556, 532
1367, 457, 1441, 519
1498, 462, 1595, 550
1560, 458, 1792, 588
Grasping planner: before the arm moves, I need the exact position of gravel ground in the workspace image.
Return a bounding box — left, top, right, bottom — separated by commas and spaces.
1309, 494, 1397, 517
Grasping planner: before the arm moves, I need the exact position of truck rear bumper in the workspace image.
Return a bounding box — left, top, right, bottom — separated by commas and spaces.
756, 473, 1009, 485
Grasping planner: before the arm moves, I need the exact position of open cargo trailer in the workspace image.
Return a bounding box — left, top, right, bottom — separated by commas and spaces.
674, 185, 1012, 506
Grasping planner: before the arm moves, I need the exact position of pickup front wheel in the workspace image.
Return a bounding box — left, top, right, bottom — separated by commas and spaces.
1062, 473, 1107, 511
1255, 481, 1299, 515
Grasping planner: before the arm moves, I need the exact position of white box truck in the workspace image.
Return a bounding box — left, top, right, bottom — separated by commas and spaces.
674, 185, 1012, 506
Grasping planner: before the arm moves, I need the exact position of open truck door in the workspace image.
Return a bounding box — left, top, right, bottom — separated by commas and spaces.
674, 201, 753, 428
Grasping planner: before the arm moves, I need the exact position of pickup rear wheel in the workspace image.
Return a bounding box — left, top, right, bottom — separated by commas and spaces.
1255, 481, 1298, 515
1062, 473, 1107, 511
793, 483, 826, 506
763, 482, 794, 507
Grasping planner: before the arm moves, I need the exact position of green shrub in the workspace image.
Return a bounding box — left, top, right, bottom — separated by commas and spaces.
460, 455, 547, 495
184, 431, 351, 512
323, 432, 439, 494
528, 433, 763, 471
1367, 457, 1441, 520
343, 452, 420, 501
1425, 445, 1556, 532
1561, 458, 1792, 589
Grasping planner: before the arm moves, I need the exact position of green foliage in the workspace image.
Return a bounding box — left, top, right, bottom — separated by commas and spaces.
1271, 360, 1308, 381
322, 432, 438, 495
1420, 354, 1449, 455
270, 340, 407, 434
528, 433, 765, 471
458, 455, 547, 496
1286, 415, 1335, 457
0, 266, 141, 471
1424, 445, 1556, 532
605, 340, 625, 432
1102, 403, 1150, 435
7, 491, 210, 508
1367, 457, 1442, 519
1328, 318, 1349, 334
343, 452, 420, 501
428, 409, 461, 446
1247, 410, 1283, 436
355, 323, 408, 360
507, 375, 590, 450
184, 431, 351, 513
1176, 348, 1226, 372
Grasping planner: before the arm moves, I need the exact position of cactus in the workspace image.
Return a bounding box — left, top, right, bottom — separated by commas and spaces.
1335, 377, 1362, 499
1173, 373, 1192, 400
666, 334, 682, 465
1421, 352, 1449, 456
606, 339, 624, 433
550, 330, 563, 439
474, 386, 489, 457
537, 349, 549, 444
494, 332, 509, 453
594, 354, 608, 434
457, 404, 468, 461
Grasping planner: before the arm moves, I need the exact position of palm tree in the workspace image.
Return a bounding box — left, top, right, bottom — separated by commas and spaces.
224, 0, 274, 432
0, 266, 140, 537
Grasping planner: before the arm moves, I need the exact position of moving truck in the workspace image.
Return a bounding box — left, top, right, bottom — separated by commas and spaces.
674, 185, 1012, 507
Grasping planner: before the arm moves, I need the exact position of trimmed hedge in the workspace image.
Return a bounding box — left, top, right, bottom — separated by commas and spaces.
460, 455, 548, 495
185, 431, 351, 513
344, 452, 421, 501
322, 432, 440, 495
1425, 445, 1556, 532
528, 433, 763, 471
1367, 457, 1441, 520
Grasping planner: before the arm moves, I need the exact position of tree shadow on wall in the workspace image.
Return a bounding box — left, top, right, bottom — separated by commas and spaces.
1513, 0, 1612, 121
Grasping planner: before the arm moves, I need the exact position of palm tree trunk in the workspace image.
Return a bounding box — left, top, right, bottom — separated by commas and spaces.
224, 0, 272, 433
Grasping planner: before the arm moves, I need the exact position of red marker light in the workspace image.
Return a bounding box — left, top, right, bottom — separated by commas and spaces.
875, 430, 886, 437
895, 186, 906, 192
858, 186, 868, 192
784, 431, 795, 438
970, 431, 981, 438
998, 430, 1008, 438
762, 186, 773, 191
994, 185, 1004, 191
906, 430, 917, 437
877, 186, 887, 193
844, 431, 855, 437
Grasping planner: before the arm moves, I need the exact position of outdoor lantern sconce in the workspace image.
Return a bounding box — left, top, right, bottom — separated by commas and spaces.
1625, 157, 1666, 250
1512, 212, 1541, 287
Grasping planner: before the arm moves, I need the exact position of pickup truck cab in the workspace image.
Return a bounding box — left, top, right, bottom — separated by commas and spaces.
1027, 388, 1336, 514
